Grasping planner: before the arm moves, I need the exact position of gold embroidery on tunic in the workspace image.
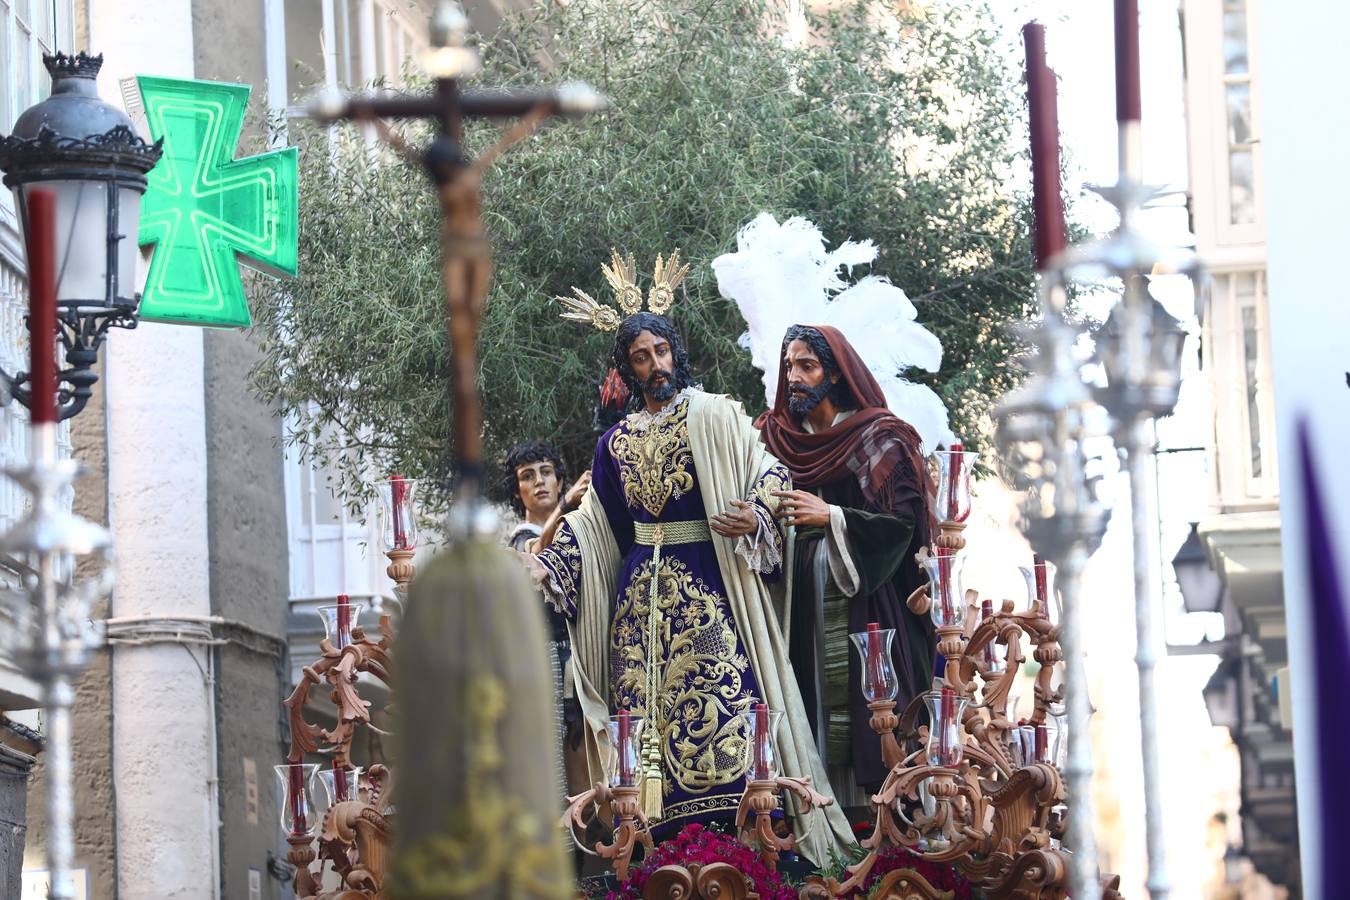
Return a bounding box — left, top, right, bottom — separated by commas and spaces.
538, 521, 582, 611
609, 399, 695, 518
611, 553, 753, 795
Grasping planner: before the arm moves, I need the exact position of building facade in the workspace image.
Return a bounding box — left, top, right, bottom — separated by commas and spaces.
1178, 0, 1298, 891
0, 1, 520, 897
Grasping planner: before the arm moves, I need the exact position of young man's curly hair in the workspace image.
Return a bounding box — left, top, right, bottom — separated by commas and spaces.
499, 439, 567, 517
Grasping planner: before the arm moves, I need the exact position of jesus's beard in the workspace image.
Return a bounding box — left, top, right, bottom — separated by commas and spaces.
787, 380, 832, 416
643, 370, 679, 404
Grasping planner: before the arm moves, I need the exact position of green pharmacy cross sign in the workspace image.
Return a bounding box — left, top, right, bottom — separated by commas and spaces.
136, 76, 298, 328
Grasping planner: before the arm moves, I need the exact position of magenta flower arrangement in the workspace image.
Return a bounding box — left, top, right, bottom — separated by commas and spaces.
606, 823, 799, 900
849, 838, 973, 898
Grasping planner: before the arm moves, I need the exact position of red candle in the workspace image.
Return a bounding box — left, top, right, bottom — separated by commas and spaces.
617, 709, 633, 783
1033, 554, 1049, 619
24, 189, 57, 425
864, 622, 886, 696
1114, 0, 1142, 122
1035, 724, 1049, 763
1023, 24, 1066, 270
336, 593, 351, 649
939, 687, 956, 764
936, 547, 956, 623
946, 441, 963, 521
753, 703, 770, 781
980, 599, 997, 666
390, 474, 408, 549
333, 763, 349, 801
287, 761, 306, 835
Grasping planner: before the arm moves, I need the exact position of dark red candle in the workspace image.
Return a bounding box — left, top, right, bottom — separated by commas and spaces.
939, 687, 956, 764
1115, 0, 1142, 122
617, 709, 633, 783
1033, 554, 1049, 619
1023, 24, 1066, 270
390, 474, 408, 549
936, 547, 956, 623
754, 703, 770, 781
333, 763, 349, 801
1035, 724, 1049, 763
335, 593, 351, 649
24, 189, 57, 425
946, 441, 963, 521
287, 762, 306, 835
864, 622, 886, 697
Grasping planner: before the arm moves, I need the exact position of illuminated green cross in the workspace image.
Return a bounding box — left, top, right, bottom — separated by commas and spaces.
136, 76, 298, 328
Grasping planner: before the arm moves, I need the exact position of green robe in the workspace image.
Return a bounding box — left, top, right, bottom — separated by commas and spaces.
787, 461, 935, 795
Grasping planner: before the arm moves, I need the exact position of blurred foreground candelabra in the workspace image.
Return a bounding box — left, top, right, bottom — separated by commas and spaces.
0, 192, 117, 900
278, 477, 418, 899
806, 448, 1109, 900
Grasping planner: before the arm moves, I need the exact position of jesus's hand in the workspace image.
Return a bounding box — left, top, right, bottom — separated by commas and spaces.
771, 489, 831, 528
710, 499, 759, 538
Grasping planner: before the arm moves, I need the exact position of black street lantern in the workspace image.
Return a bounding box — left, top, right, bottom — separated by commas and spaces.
1172, 521, 1225, 614
0, 52, 162, 420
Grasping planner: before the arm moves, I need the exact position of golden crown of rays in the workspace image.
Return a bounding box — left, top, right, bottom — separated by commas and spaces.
555, 248, 690, 332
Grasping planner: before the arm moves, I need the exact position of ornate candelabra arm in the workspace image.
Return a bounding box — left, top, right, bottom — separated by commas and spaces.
867, 699, 904, 769
906, 582, 931, 616
385, 547, 416, 598
283, 665, 329, 757
934, 520, 967, 553
735, 775, 832, 870
285, 832, 322, 899
560, 782, 652, 882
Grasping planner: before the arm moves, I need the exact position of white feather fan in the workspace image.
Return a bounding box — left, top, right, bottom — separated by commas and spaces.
712, 213, 955, 454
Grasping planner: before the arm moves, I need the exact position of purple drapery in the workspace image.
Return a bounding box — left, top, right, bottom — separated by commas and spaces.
1297, 418, 1350, 894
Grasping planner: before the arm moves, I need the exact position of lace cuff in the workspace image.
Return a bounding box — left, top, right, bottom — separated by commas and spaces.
735, 502, 782, 574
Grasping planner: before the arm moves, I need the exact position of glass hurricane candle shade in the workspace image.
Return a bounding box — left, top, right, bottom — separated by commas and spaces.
1049, 713, 1068, 768
1019, 559, 1060, 624
981, 638, 1007, 674
275, 762, 320, 837
741, 706, 784, 781
1012, 725, 1038, 768
317, 601, 364, 650
317, 764, 364, 805
923, 551, 965, 628
375, 477, 418, 551
933, 449, 974, 523
607, 713, 645, 788
924, 690, 969, 768
849, 626, 899, 703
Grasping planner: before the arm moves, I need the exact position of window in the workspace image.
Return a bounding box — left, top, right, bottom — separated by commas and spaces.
2, 1, 67, 221
1221, 0, 1256, 225
282, 406, 390, 606
0, 1, 74, 540
1207, 270, 1276, 508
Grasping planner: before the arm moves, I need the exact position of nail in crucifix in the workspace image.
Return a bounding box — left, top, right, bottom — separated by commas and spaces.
311, 1, 606, 496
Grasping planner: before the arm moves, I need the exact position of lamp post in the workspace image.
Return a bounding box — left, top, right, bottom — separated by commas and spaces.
0, 51, 162, 421
1172, 522, 1224, 614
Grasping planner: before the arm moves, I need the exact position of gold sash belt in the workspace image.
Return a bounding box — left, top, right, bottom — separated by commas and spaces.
632, 519, 712, 546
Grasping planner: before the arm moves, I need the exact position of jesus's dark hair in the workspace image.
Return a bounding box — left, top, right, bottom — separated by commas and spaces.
611, 312, 695, 411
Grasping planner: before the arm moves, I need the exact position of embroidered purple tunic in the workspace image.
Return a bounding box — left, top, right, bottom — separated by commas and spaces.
537, 394, 787, 830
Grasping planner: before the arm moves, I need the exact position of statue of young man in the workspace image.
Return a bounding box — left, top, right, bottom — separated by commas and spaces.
501, 439, 592, 813
529, 291, 853, 861
757, 324, 937, 802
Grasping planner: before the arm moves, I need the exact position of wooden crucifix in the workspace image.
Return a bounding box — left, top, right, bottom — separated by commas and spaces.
312, 0, 605, 496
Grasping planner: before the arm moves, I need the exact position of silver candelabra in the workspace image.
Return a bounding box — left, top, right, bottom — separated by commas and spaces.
0, 418, 115, 900
997, 120, 1205, 899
